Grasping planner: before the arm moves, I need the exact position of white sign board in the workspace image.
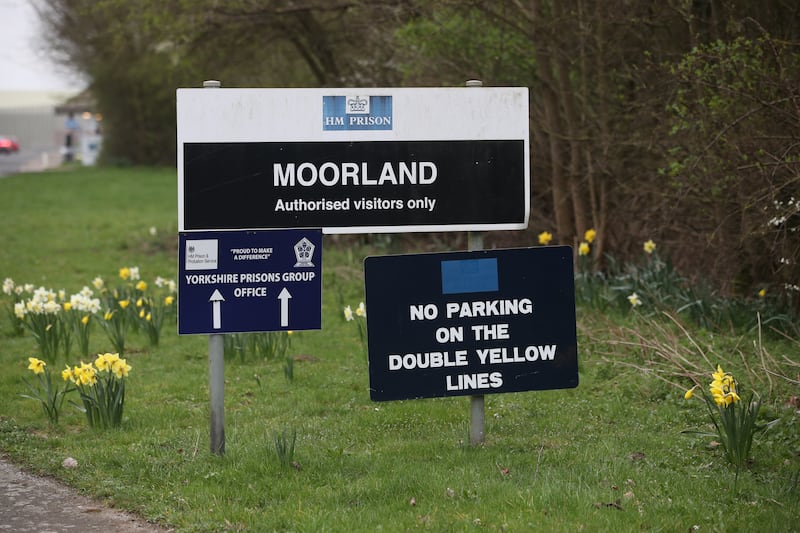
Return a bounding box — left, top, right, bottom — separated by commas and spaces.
177, 87, 530, 234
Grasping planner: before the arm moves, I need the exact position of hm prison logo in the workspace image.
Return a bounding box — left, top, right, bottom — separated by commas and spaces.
323, 95, 392, 131
347, 96, 369, 114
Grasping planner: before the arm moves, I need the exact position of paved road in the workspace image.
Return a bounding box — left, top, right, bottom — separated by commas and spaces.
0, 457, 171, 532
0, 145, 61, 178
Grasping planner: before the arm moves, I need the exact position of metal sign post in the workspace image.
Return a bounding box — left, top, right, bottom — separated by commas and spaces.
202, 80, 226, 456
208, 331, 225, 455
466, 79, 485, 446
468, 226, 486, 446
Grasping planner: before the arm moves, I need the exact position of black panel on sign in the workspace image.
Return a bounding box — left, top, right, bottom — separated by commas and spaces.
183, 141, 525, 230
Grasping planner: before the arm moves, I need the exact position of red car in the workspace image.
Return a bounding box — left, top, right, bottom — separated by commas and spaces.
0, 135, 20, 154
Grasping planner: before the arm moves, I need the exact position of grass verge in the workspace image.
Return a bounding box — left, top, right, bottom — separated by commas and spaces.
1, 167, 798, 531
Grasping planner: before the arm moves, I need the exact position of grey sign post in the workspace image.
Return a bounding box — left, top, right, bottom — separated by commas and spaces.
466, 79, 485, 446
202, 80, 226, 456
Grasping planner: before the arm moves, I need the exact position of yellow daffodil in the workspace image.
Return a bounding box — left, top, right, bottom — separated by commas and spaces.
712, 364, 726, 382
62, 365, 74, 383
27, 357, 46, 375
758, 288, 766, 298
81, 315, 90, 325
139, 309, 145, 318
119, 299, 130, 309
584, 228, 597, 244
94, 353, 109, 370
111, 358, 131, 379
136, 280, 147, 291
136, 298, 144, 308
119, 267, 131, 280
76, 362, 97, 386
104, 310, 114, 321
146, 312, 152, 321
643, 239, 657, 254
2, 277, 14, 295
709, 365, 739, 406
83, 371, 97, 386
684, 387, 696, 400
164, 295, 174, 306
538, 231, 553, 245
95, 353, 112, 371
578, 242, 590, 256
63, 302, 72, 311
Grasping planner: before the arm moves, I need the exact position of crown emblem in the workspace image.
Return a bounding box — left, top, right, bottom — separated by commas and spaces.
294, 238, 315, 267
346, 96, 369, 114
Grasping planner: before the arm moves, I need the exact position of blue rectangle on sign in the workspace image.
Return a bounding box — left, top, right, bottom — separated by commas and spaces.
441, 258, 498, 294
322, 95, 393, 131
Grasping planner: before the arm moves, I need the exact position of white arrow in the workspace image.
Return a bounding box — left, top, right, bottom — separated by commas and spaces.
278, 287, 292, 327
209, 289, 225, 329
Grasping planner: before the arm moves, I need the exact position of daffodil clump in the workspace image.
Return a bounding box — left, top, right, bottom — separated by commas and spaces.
536, 228, 597, 252
684, 365, 768, 480
14, 286, 68, 362
3, 269, 176, 361
64, 287, 102, 357
574, 229, 598, 295
579, 228, 596, 255
98, 299, 132, 355
570, 228, 607, 306
133, 276, 177, 346
540, 232, 664, 313
95, 268, 177, 354
96, 267, 143, 354
20, 357, 73, 425
3, 277, 29, 336
344, 302, 367, 356
63, 352, 132, 429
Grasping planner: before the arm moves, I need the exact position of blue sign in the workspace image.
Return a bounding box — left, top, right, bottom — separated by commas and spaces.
322, 95, 393, 131
364, 246, 578, 401
178, 229, 322, 335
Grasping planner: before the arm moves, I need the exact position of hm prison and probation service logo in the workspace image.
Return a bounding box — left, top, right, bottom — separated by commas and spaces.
322, 95, 392, 131
294, 237, 315, 268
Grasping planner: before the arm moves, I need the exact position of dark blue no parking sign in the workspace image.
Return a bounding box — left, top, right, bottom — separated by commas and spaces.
178, 229, 322, 335
364, 246, 578, 401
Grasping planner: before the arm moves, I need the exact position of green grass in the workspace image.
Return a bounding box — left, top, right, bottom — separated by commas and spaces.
1, 167, 798, 532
